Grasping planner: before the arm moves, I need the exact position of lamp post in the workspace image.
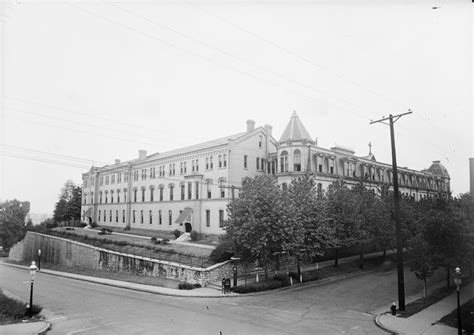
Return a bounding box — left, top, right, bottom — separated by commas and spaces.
28, 261, 38, 318
230, 257, 240, 287
453, 267, 462, 335
37, 249, 42, 271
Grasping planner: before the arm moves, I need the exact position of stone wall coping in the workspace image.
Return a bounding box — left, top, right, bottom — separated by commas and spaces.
28, 232, 210, 272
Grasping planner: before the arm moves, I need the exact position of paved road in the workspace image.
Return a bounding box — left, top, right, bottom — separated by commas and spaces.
0, 263, 446, 334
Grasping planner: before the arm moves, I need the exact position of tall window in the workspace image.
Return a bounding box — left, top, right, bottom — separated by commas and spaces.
105, 191, 108, 204
141, 188, 145, 202
110, 190, 114, 203
192, 160, 195, 172
142, 169, 147, 180
218, 155, 222, 168
223, 154, 227, 167
195, 159, 199, 171
105, 176, 109, 185
207, 182, 212, 199
149, 210, 153, 224
293, 149, 301, 171
140, 210, 144, 224
115, 210, 118, 223
181, 184, 185, 200
133, 210, 136, 223
168, 210, 172, 225
169, 184, 174, 201
280, 151, 288, 172
184, 162, 187, 173
98, 210, 101, 222
219, 210, 224, 228
220, 181, 225, 198
117, 190, 120, 203
133, 189, 137, 202
256, 157, 260, 170
206, 210, 210, 227
99, 192, 103, 204
159, 210, 162, 225
210, 157, 213, 169
90, 192, 94, 204
104, 210, 106, 222
100, 176, 104, 186
124, 172, 129, 182
122, 210, 125, 223
117, 173, 122, 183
180, 162, 183, 174
195, 181, 199, 199
159, 187, 164, 201
111, 174, 115, 184
244, 155, 248, 169
259, 135, 262, 148
150, 187, 154, 202
123, 189, 127, 203
188, 182, 192, 200
206, 157, 209, 170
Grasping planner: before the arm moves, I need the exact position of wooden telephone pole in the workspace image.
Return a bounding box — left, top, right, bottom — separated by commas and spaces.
370, 110, 412, 311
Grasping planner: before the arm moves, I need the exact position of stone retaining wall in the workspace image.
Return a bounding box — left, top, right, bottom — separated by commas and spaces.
15, 232, 235, 286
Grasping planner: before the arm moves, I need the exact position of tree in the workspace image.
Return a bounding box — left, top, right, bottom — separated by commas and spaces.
406, 233, 438, 299
0, 200, 30, 253
53, 180, 82, 224
326, 180, 359, 266
226, 175, 304, 279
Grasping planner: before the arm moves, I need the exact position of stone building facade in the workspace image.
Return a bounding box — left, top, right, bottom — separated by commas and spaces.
81, 113, 450, 240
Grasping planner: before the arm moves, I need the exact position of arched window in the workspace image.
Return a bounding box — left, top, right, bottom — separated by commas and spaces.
293, 149, 301, 171
280, 151, 288, 173
169, 183, 175, 201
180, 183, 185, 200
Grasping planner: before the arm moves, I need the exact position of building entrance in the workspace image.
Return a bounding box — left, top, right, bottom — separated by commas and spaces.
185, 222, 192, 233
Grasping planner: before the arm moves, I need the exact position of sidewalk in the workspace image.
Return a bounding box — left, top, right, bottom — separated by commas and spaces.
0, 320, 50, 335
376, 282, 474, 334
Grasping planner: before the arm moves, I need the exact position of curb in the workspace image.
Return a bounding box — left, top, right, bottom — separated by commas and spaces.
374, 313, 400, 335
37, 321, 51, 335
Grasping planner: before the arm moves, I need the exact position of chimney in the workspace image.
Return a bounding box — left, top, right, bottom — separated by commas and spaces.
139, 150, 147, 160
115, 159, 121, 165
246, 119, 255, 132
264, 124, 273, 137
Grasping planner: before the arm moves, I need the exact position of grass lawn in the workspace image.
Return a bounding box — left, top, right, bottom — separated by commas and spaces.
0, 290, 42, 325
437, 298, 474, 333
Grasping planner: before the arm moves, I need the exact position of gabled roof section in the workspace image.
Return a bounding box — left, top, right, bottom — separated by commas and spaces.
279, 112, 313, 143
426, 160, 450, 177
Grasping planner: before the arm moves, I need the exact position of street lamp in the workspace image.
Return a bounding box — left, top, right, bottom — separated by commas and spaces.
37, 249, 42, 271
230, 257, 240, 287
28, 261, 38, 318
453, 267, 462, 335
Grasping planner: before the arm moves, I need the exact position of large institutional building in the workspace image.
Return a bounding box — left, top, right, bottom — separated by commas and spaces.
81, 113, 450, 240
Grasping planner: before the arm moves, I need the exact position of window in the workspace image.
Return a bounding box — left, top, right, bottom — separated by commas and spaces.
256, 157, 260, 170
244, 155, 248, 169
280, 151, 288, 172
210, 157, 213, 169
134, 189, 137, 202
122, 210, 125, 223
99, 176, 104, 186
90, 192, 94, 204
132, 210, 136, 223
219, 210, 224, 228
134, 170, 139, 181
111, 174, 115, 184
188, 182, 192, 200
158, 210, 162, 225
98, 210, 101, 222
150, 188, 154, 202
294, 149, 301, 171
318, 164, 323, 173
123, 189, 127, 203
110, 190, 114, 203
168, 210, 172, 225
220, 183, 225, 198
259, 135, 262, 148
141, 188, 145, 202
180, 162, 184, 174
218, 155, 222, 168
195, 181, 199, 199
192, 160, 195, 172
184, 162, 187, 173
141, 210, 144, 224
159, 187, 164, 201
223, 154, 227, 167
124, 172, 129, 182
99, 192, 103, 204
206, 210, 210, 227
169, 184, 174, 201
142, 169, 147, 180
84, 180, 88, 188
104, 210, 106, 222
105, 192, 108, 204
115, 210, 118, 222
181, 184, 185, 200
117, 190, 121, 203
207, 182, 212, 199
329, 160, 334, 174
195, 159, 199, 171
105, 176, 109, 185
149, 210, 153, 224
206, 157, 209, 170
117, 173, 122, 183
151, 167, 155, 179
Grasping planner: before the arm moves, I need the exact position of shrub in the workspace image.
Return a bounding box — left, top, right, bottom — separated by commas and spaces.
190, 231, 199, 241
150, 236, 157, 243
193, 283, 202, 288
114, 240, 128, 246
178, 282, 196, 290
210, 236, 234, 263
90, 221, 98, 228
0, 292, 42, 320
173, 229, 182, 239
274, 274, 292, 286
232, 279, 284, 294
289, 270, 319, 282
161, 238, 170, 245
123, 226, 130, 231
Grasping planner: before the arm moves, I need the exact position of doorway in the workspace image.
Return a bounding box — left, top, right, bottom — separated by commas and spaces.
184, 222, 192, 233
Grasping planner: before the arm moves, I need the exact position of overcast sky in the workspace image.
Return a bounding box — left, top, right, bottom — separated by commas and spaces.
1, 0, 472, 220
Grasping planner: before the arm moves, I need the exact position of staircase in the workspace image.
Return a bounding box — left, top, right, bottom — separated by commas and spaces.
176, 232, 191, 242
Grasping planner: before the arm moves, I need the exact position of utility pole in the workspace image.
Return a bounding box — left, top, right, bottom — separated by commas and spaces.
370, 110, 412, 311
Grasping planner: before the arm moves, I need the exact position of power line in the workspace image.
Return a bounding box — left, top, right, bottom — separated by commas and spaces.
0, 151, 91, 169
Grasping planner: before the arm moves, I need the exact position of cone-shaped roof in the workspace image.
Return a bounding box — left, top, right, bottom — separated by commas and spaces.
279, 112, 313, 143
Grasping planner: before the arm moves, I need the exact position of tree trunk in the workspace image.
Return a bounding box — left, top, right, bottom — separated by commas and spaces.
423, 278, 427, 299
446, 265, 450, 289
334, 249, 339, 267
359, 249, 364, 270
382, 248, 387, 261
